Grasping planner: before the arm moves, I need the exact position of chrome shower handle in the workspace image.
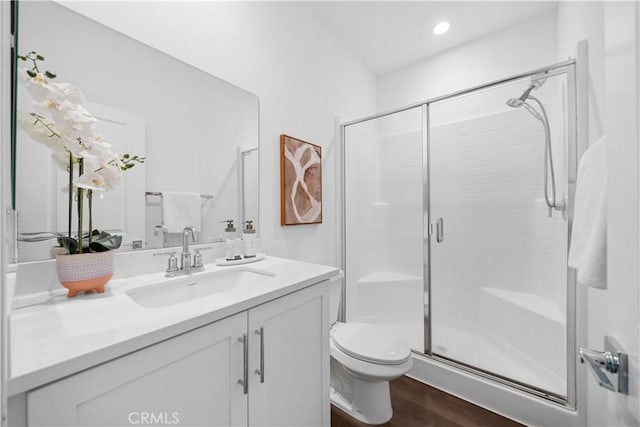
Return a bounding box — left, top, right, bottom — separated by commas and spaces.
436, 218, 444, 243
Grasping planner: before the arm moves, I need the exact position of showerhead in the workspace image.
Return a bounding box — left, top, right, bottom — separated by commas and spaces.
506, 98, 523, 108
506, 97, 543, 121
506, 74, 548, 109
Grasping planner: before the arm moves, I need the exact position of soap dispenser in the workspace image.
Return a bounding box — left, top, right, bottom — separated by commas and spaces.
221, 220, 241, 261
242, 220, 257, 258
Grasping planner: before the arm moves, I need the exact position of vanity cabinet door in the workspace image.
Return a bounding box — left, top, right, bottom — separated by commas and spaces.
248, 282, 330, 427
27, 312, 248, 427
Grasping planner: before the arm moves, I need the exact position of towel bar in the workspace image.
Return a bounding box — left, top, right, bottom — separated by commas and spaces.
145, 191, 213, 200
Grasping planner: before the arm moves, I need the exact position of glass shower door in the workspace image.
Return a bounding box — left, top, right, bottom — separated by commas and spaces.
429, 74, 571, 399
343, 106, 425, 351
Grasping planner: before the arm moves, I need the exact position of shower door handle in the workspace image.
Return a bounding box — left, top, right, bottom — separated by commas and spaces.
436, 218, 444, 243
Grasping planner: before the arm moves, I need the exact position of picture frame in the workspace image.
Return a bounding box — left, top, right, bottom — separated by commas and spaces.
280, 134, 323, 226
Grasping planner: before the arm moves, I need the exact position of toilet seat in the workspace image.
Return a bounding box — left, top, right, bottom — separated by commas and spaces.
332, 322, 411, 365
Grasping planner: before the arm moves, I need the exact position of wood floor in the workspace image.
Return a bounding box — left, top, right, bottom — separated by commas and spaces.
330, 376, 524, 427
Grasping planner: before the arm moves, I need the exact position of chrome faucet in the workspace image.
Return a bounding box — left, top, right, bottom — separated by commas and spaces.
157, 226, 210, 277
181, 226, 198, 271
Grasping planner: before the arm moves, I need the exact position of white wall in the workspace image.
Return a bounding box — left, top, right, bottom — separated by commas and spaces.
557, 2, 640, 426
59, 1, 377, 267
377, 10, 558, 111
556, 3, 606, 426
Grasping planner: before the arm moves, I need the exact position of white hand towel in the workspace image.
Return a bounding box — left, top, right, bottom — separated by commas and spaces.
161, 191, 202, 233
568, 135, 607, 289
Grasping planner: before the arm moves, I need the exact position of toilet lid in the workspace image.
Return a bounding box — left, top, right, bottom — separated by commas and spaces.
332, 323, 411, 365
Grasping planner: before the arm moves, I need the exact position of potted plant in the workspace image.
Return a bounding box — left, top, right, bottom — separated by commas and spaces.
17, 51, 144, 297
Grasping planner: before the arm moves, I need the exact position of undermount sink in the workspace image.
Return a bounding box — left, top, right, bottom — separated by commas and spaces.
126, 267, 276, 308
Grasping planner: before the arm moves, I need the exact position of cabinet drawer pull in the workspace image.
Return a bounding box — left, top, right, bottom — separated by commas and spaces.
237, 334, 248, 394
254, 327, 265, 383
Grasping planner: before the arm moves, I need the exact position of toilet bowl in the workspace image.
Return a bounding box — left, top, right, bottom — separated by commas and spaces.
329, 278, 413, 425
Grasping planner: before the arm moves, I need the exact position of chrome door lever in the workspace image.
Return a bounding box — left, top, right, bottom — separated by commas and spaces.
580, 336, 628, 394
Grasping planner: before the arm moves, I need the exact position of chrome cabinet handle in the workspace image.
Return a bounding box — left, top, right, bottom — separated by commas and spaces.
237, 334, 248, 394
436, 218, 444, 243
254, 327, 265, 383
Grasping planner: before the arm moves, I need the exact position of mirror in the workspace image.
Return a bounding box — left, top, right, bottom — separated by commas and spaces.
14, 0, 259, 262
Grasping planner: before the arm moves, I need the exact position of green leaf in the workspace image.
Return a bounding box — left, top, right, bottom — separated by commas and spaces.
89, 232, 122, 252
44, 70, 57, 79
58, 236, 79, 255
59, 230, 122, 254
26, 70, 36, 78
36, 54, 44, 60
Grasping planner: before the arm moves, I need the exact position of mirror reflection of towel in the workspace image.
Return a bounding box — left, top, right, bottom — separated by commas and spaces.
568, 136, 607, 289
161, 191, 202, 233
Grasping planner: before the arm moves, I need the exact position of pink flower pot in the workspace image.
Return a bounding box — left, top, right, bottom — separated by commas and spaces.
56, 251, 114, 297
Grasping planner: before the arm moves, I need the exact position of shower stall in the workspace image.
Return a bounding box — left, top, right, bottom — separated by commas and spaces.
341, 60, 577, 409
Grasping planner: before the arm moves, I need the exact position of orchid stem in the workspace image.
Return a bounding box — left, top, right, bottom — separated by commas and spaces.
68, 153, 73, 241
88, 190, 93, 250
77, 159, 84, 254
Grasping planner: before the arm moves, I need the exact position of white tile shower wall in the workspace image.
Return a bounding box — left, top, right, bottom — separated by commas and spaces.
344, 123, 383, 319
344, 108, 423, 324
380, 131, 423, 277
430, 108, 568, 390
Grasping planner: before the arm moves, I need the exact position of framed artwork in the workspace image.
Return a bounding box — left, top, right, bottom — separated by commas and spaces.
280, 134, 323, 226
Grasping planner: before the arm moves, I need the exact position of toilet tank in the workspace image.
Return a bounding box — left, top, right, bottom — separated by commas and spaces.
329, 276, 342, 325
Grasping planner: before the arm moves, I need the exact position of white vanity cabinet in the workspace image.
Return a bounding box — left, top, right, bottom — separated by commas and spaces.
23, 283, 330, 427
27, 312, 249, 426
248, 281, 330, 426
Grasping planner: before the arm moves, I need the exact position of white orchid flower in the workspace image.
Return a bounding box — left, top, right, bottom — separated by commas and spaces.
90, 134, 112, 149
60, 135, 86, 158
58, 103, 97, 141
77, 149, 103, 168
33, 99, 97, 142
51, 82, 85, 105
17, 112, 67, 152
51, 150, 72, 172
75, 171, 107, 192
78, 136, 117, 169
19, 69, 57, 102
21, 68, 86, 105
98, 161, 122, 190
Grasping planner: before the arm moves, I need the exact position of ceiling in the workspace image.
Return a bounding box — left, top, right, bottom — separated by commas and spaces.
307, 1, 558, 75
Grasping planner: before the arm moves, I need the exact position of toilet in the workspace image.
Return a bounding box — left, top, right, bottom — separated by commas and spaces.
329, 278, 413, 425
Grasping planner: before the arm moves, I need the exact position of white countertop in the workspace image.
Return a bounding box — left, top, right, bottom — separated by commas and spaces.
8, 256, 339, 396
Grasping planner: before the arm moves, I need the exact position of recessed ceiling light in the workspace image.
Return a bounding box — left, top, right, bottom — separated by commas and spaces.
433, 21, 450, 36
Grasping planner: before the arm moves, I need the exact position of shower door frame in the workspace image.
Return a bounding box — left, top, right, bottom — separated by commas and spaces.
340, 59, 578, 408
